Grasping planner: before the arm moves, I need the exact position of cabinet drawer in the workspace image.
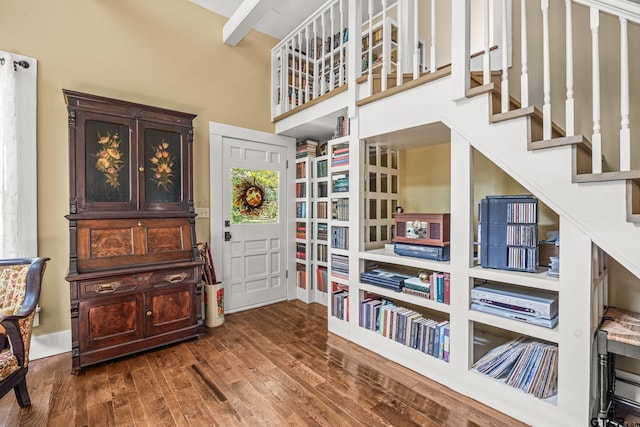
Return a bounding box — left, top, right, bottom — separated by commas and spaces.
150, 267, 198, 287
78, 273, 150, 299
76, 217, 194, 272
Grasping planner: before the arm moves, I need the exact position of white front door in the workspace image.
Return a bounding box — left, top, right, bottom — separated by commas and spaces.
209, 123, 293, 314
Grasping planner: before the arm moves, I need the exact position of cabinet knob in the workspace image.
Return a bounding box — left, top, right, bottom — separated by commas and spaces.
138, 164, 144, 172
137, 221, 142, 227
146, 310, 153, 317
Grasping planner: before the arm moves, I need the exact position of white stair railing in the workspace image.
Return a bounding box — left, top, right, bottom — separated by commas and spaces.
271, 0, 349, 118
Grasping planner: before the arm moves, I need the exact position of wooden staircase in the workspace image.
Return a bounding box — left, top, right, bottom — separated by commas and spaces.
469, 71, 640, 224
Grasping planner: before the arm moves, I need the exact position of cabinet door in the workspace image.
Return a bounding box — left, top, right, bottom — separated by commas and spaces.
72, 111, 138, 212
145, 283, 197, 336
138, 120, 191, 212
78, 292, 144, 352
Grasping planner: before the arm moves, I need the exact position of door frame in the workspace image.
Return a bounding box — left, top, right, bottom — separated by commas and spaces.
209, 122, 296, 312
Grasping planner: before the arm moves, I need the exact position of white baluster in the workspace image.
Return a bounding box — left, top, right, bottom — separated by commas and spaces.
397, 0, 403, 88
565, 0, 574, 136
382, 0, 388, 92
501, 0, 509, 113
541, 0, 551, 140
431, 0, 437, 74
413, 0, 419, 78
591, 7, 602, 174
483, 0, 491, 85
330, 5, 335, 91
322, 11, 327, 95
339, 0, 344, 88
313, 19, 319, 99
520, 0, 528, 107
620, 17, 630, 171
368, 0, 374, 95
297, 32, 303, 106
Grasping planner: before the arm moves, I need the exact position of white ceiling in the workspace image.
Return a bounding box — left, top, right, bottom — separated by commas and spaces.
190, 0, 328, 41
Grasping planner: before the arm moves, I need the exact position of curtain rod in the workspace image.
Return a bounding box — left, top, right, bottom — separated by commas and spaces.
0, 57, 30, 71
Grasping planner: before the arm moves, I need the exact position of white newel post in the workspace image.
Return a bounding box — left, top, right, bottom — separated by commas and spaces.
451, 0, 471, 101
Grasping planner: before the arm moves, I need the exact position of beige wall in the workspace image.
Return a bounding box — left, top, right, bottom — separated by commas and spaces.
399, 143, 559, 239
1, 0, 278, 335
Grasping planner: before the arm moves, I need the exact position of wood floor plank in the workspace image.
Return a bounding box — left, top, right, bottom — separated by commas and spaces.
0, 301, 533, 427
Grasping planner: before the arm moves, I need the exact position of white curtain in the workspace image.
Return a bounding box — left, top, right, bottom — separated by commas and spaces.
0, 54, 19, 258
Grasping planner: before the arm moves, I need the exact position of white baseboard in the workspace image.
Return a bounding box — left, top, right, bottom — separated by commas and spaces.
30, 329, 71, 360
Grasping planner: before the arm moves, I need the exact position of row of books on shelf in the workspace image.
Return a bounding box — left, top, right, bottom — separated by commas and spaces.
332, 199, 349, 221
317, 181, 328, 198
316, 266, 327, 293
359, 297, 450, 362
317, 201, 328, 219
332, 172, 349, 192
331, 226, 349, 250
317, 223, 328, 241
471, 336, 557, 399
331, 144, 349, 167
295, 162, 307, 179
331, 254, 349, 279
296, 140, 318, 159
295, 201, 307, 219
316, 158, 328, 177
316, 243, 328, 263
296, 243, 307, 260
296, 222, 306, 239
295, 182, 306, 198
359, 268, 450, 304
296, 263, 307, 289
332, 289, 349, 320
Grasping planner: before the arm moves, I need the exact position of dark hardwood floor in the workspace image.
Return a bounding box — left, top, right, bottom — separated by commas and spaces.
0, 301, 528, 426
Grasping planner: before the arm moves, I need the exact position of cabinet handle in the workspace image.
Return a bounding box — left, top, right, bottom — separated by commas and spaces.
146, 310, 153, 317
95, 282, 119, 294
165, 273, 188, 283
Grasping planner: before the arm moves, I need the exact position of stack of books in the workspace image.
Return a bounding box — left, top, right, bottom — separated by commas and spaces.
296, 140, 318, 158
331, 143, 349, 167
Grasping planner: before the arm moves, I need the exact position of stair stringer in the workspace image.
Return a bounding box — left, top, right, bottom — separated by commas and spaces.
357, 75, 640, 279
445, 95, 640, 280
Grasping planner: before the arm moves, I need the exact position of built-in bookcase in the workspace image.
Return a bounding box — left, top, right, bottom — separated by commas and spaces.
312, 155, 329, 305
328, 131, 353, 337
295, 156, 312, 302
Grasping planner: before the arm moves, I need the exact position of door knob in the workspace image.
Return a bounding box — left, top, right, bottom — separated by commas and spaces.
146, 310, 153, 317
224, 231, 232, 241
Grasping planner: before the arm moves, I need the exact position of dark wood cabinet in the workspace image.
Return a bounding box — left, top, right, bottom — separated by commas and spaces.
64, 90, 202, 372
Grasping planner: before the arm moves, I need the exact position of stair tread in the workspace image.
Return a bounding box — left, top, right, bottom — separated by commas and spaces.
574, 170, 640, 183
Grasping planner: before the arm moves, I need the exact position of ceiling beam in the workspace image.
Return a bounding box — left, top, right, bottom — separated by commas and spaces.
223, 0, 277, 46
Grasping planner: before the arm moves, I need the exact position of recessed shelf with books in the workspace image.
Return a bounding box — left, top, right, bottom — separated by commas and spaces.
471, 325, 558, 404
358, 292, 450, 362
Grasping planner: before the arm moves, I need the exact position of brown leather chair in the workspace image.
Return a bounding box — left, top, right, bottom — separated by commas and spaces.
0, 257, 49, 407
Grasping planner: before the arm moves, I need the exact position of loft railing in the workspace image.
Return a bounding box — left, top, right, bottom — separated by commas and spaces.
459, 0, 640, 174
271, 0, 349, 118
271, 0, 451, 119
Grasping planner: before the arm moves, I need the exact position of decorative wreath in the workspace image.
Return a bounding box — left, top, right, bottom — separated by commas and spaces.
233, 177, 266, 215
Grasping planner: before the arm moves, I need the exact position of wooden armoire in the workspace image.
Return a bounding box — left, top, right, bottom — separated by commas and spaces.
63, 90, 203, 373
